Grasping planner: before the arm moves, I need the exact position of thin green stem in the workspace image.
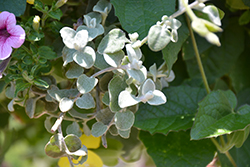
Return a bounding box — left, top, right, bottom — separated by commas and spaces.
219, 135, 226, 148
186, 15, 211, 94
210, 138, 222, 151
225, 151, 237, 167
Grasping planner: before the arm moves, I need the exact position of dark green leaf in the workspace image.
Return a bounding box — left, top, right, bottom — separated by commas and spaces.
14, 80, 31, 97
229, 48, 250, 93
111, 0, 175, 40
242, 0, 250, 7
38, 46, 58, 60
191, 90, 250, 140
48, 8, 63, 20
0, 0, 26, 16
139, 130, 216, 167
134, 85, 206, 134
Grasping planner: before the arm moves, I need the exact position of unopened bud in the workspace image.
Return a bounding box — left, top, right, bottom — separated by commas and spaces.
55, 0, 68, 8
32, 15, 40, 31
203, 19, 223, 32
191, 19, 209, 36
205, 32, 221, 46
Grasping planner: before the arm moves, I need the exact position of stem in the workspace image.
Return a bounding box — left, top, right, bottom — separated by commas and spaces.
225, 151, 237, 167
210, 138, 222, 151
186, 14, 210, 94
58, 125, 75, 167
91, 66, 121, 78
51, 112, 65, 132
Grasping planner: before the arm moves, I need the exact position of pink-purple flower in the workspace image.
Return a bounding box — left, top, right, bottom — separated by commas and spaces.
0, 11, 25, 60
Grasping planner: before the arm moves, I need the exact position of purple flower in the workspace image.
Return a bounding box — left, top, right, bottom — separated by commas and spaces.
0, 11, 25, 60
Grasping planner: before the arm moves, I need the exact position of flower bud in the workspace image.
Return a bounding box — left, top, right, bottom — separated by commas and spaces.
55, 0, 68, 8
27, 0, 34, 5
191, 19, 209, 36
32, 15, 40, 31
205, 32, 221, 46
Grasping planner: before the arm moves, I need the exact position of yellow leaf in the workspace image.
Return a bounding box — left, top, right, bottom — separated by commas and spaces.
79, 134, 101, 149
58, 150, 103, 167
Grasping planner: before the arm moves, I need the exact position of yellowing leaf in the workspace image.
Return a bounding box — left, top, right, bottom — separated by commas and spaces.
58, 150, 103, 167
79, 134, 101, 149
27, 0, 34, 4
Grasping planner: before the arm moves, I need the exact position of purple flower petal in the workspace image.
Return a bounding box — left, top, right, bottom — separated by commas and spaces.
0, 41, 12, 60
0, 11, 26, 60
0, 12, 16, 30
7, 25, 25, 48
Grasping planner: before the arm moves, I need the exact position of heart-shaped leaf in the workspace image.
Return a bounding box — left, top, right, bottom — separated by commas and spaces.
97, 28, 129, 54
73, 46, 96, 69
148, 24, 171, 52
91, 122, 108, 137
76, 93, 95, 109
77, 74, 98, 94
115, 110, 135, 130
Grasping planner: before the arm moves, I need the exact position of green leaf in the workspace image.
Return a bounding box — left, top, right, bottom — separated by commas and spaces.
45, 142, 65, 158
91, 122, 108, 137
66, 122, 82, 137
47, 88, 79, 101
114, 110, 134, 130
75, 93, 95, 109
184, 19, 244, 83
139, 130, 216, 167
111, 0, 175, 40
108, 76, 127, 112
229, 48, 250, 93
33, 78, 49, 88
38, 46, 58, 60
118, 129, 131, 138
191, 90, 250, 140
239, 10, 250, 25
148, 25, 171, 52
162, 16, 189, 72
73, 46, 96, 69
65, 63, 84, 79
0, 0, 26, 16
242, 0, 250, 7
226, 0, 250, 9
95, 108, 115, 125
64, 134, 82, 152
77, 74, 98, 94
94, 52, 110, 70
218, 134, 250, 166
126, 66, 147, 84
14, 80, 31, 97
77, 25, 104, 41
103, 50, 125, 67
134, 85, 207, 134
48, 8, 63, 20
97, 28, 129, 54
25, 98, 38, 118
